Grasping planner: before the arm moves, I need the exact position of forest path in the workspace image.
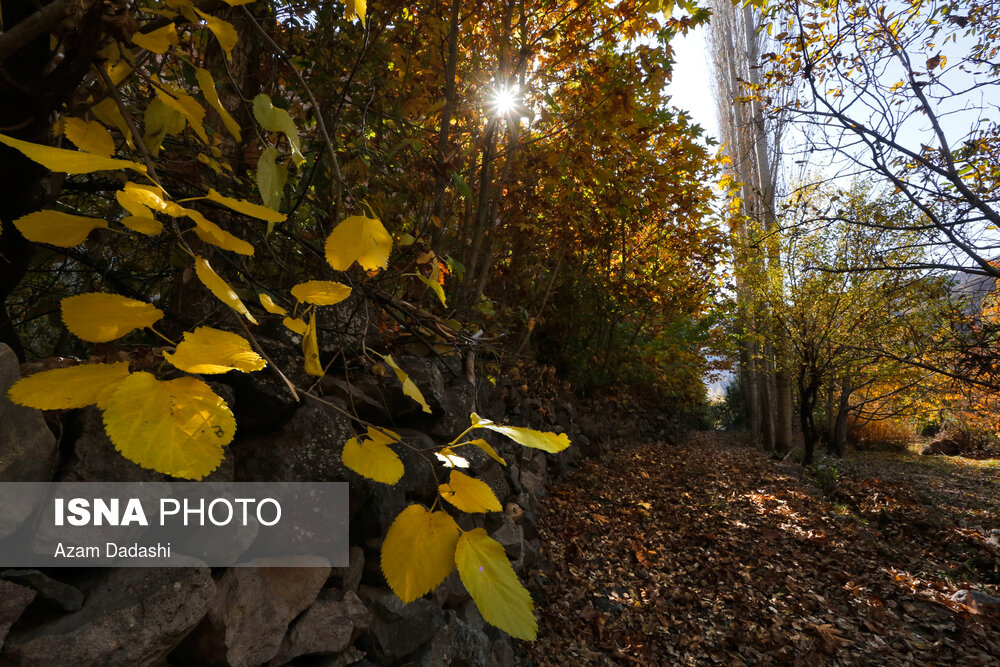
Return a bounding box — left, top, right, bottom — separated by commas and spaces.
516, 432, 1000, 665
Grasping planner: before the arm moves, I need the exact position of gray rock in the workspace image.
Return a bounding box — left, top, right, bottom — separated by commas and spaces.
0, 344, 58, 540
414, 611, 496, 666
491, 516, 524, 562
1, 566, 214, 666
432, 571, 470, 607
922, 438, 961, 456
0, 580, 35, 647
178, 559, 330, 667
359, 585, 443, 660
951, 589, 1000, 614
272, 589, 371, 664
312, 645, 367, 666
518, 470, 546, 498
1, 569, 83, 611
235, 401, 353, 482
330, 546, 365, 595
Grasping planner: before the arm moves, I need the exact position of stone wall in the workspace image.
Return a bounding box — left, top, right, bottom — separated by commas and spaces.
0, 343, 596, 666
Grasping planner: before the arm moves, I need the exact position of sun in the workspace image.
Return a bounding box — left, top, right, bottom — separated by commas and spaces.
491, 84, 520, 116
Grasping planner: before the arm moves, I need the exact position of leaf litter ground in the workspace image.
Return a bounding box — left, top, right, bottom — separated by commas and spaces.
517, 432, 1000, 665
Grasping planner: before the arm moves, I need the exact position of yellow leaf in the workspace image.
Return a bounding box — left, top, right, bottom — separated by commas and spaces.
417, 274, 446, 307
195, 68, 241, 141
381, 505, 459, 602
185, 207, 254, 255
91, 98, 133, 147
303, 312, 323, 376
155, 84, 208, 143
252, 94, 304, 165
325, 215, 393, 272
220, 0, 255, 4
256, 146, 287, 216
194, 9, 237, 61
383, 354, 431, 413
13, 210, 108, 247
439, 470, 502, 513
435, 447, 469, 468
345, 0, 367, 25
163, 326, 265, 374
456, 528, 536, 640
103, 372, 233, 479
120, 215, 163, 236
204, 188, 285, 223
61, 293, 163, 342
290, 280, 352, 306
7, 362, 130, 411
0, 133, 145, 174
63, 117, 115, 158
119, 182, 170, 213
464, 438, 506, 465
471, 413, 570, 453
131, 23, 179, 54
194, 257, 258, 324
283, 316, 307, 335
258, 293, 287, 315
342, 428, 404, 484
143, 97, 186, 155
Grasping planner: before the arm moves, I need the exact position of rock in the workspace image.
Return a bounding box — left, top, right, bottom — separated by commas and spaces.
235, 401, 354, 482
359, 585, 443, 661
0, 344, 58, 540
491, 516, 524, 562
432, 571, 470, 607
951, 589, 1000, 615
177, 559, 330, 667
518, 469, 546, 498
414, 611, 495, 666
330, 546, 365, 594
312, 646, 367, 666
1, 567, 214, 666
0, 580, 35, 647
62, 407, 167, 482
272, 590, 372, 664
1, 570, 83, 611
922, 438, 961, 456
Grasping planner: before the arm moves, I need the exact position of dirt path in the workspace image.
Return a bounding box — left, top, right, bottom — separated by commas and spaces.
517, 432, 1000, 665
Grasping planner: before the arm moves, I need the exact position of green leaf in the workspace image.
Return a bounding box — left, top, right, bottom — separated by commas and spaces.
456, 528, 536, 640
381, 505, 459, 603
256, 146, 287, 216
253, 95, 304, 165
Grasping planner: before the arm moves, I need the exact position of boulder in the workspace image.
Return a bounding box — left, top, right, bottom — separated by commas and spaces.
951, 589, 1000, 615
359, 585, 443, 661
922, 438, 961, 456
176, 559, 330, 667
271, 589, 371, 664
1, 570, 83, 611
1, 566, 214, 666
0, 580, 35, 647
234, 401, 354, 482
329, 546, 365, 595
414, 611, 495, 666
0, 344, 58, 540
